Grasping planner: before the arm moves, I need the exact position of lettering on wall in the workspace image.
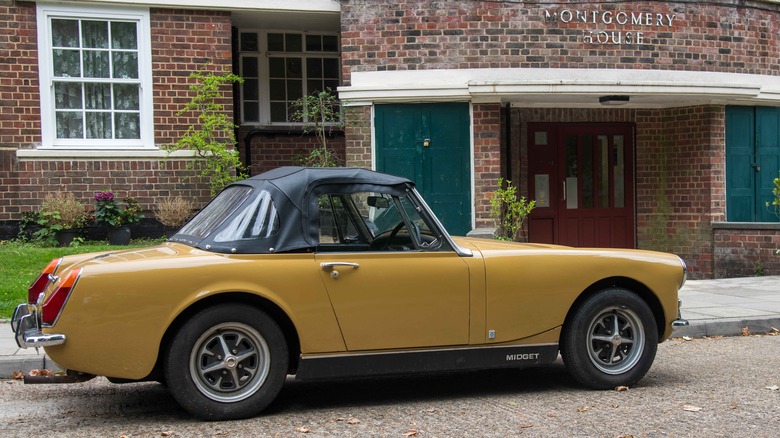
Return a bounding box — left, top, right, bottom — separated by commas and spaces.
543, 10, 676, 45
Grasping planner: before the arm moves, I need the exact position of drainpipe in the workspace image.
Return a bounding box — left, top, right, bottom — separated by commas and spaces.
505, 102, 512, 180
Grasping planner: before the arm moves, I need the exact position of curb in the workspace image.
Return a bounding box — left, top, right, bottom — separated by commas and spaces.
0, 354, 62, 380
672, 317, 780, 338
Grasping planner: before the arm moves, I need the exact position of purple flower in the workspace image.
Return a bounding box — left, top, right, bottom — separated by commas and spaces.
94, 191, 114, 202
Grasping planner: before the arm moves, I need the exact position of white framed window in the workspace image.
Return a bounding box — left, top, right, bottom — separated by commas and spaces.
238, 30, 340, 125
36, 3, 154, 149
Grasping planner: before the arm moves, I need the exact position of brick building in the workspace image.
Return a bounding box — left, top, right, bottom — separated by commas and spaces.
1, 0, 779, 278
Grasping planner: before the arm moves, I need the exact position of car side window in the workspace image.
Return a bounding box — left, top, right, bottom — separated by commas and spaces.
318, 194, 365, 245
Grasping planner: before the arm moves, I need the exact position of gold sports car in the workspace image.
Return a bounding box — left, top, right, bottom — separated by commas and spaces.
12, 166, 688, 420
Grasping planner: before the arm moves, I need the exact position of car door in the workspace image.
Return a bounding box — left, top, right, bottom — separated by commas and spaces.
314, 191, 471, 351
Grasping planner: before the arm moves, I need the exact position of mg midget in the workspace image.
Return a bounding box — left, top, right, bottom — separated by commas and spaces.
12, 166, 688, 420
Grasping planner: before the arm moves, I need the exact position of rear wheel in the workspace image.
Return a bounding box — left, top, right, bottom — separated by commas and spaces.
561, 288, 657, 389
164, 304, 288, 420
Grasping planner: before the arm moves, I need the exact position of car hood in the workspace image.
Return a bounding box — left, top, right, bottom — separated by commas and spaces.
452, 236, 570, 252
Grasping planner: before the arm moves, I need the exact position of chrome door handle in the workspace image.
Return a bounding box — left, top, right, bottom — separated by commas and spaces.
320, 262, 359, 279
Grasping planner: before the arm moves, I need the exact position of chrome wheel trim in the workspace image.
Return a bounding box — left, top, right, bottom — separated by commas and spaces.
586, 306, 645, 375
189, 322, 271, 403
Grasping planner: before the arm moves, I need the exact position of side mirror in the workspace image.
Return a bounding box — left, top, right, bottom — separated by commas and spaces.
367, 196, 389, 209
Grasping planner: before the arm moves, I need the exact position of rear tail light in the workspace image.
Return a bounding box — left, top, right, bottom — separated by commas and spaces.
41, 268, 81, 326
27, 258, 62, 303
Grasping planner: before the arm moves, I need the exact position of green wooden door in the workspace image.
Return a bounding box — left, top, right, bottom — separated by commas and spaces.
375, 103, 471, 235
726, 106, 780, 222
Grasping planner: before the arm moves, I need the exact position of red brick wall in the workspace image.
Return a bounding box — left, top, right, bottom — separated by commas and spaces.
344, 106, 373, 169
0, 5, 232, 225
0, 1, 39, 148
473, 103, 502, 228
238, 128, 346, 175
714, 226, 780, 277
635, 105, 725, 279
340, 0, 780, 85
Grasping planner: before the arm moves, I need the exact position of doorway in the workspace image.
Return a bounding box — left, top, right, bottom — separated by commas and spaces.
528, 123, 635, 248
374, 103, 472, 236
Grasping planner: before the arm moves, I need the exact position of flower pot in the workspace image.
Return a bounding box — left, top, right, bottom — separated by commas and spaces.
55, 229, 79, 247
108, 226, 131, 245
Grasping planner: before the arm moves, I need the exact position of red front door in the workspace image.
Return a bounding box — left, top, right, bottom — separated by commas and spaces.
528, 123, 635, 248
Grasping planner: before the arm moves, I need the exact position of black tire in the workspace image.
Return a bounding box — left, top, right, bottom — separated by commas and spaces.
560, 288, 658, 389
164, 304, 288, 420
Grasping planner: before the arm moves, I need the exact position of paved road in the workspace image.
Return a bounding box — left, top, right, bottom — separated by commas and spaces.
1, 335, 778, 437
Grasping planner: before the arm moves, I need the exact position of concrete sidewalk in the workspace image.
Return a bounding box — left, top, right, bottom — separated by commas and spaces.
1, 276, 779, 379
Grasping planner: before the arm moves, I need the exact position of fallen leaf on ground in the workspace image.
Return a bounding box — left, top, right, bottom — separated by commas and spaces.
346, 418, 360, 424
403, 430, 418, 437
295, 426, 311, 433
766, 385, 779, 391
617, 435, 635, 438
519, 424, 533, 429
576, 406, 589, 412
160, 432, 172, 437
28, 369, 55, 377
615, 386, 629, 391
741, 327, 750, 336
507, 401, 519, 406
682, 336, 693, 341
12, 370, 23, 380
683, 405, 702, 412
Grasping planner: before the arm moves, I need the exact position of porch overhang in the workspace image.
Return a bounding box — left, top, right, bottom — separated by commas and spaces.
338, 69, 780, 109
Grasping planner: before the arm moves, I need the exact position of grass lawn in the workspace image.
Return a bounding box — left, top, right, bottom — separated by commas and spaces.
0, 240, 158, 320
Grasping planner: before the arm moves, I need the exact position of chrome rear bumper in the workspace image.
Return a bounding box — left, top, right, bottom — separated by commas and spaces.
672, 298, 689, 329
11, 304, 66, 349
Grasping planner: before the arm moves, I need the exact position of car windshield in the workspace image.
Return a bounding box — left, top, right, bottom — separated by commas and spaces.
177, 185, 280, 242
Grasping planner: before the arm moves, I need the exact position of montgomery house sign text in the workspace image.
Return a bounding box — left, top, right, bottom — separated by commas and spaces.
544, 9, 677, 45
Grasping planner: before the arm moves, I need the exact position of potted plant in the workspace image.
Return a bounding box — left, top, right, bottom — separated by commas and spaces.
94, 191, 144, 245
155, 197, 195, 238
37, 192, 87, 246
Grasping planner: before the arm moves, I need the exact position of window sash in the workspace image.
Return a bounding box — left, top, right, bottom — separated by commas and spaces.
238, 30, 341, 125
37, 4, 153, 149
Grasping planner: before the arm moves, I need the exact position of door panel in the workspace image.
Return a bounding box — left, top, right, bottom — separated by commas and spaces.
375, 103, 472, 236
316, 252, 470, 351
529, 123, 635, 248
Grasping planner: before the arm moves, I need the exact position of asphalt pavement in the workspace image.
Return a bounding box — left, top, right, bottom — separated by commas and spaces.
1, 276, 779, 379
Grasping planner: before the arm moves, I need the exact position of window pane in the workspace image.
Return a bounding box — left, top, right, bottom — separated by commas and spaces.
306, 34, 321, 52
84, 83, 111, 109
115, 113, 140, 139
323, 58, 339, 78
614, 135, 625, 208
214, 189, 279, 242
178, 186, 254, 240
307, 58, 322, 78
54, 83, 82, 109
242, 57, 258, 78
269, 79, 285, 100
582, 135, 593, 209
287, 80, 302, 100
286, 58, 302, 78
86, 112, 112, 138
597, 135, 609, 208
243, 78, 258, 101
53, 49, 80, 77
56, 112, 83, 138
270, 102, 287, 122
83, 50, 110, 78
285, 33, 301, 52
269, 57, 285, 77
267, 33, 284, 51
111, 22, 138, 49
51, 19, 79, 48
240, 32, 258, 51
323, 35, 338, 52
112, 52, 138, 79
243, 101, 259, 122
113, 84, 139, 110
307, 79, 321, 94
82, 21, 108, 49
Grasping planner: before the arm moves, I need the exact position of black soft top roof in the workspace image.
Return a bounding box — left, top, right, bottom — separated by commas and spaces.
175, 167, 415, 254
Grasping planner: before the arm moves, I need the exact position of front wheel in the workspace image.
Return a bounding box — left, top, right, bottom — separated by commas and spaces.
164, 304, 288, 420
560, 288, 658, 389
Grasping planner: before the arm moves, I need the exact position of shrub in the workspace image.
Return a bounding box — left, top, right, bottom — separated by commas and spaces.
489, 178, 536, 241
155, 197, 196, 228
39, 192, 86, 229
